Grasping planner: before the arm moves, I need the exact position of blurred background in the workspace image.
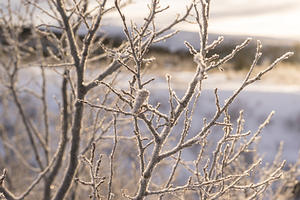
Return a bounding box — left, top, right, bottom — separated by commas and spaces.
2, 0, 300, 163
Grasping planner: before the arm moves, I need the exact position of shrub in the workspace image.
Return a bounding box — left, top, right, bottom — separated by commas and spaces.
0, 0, 299, 200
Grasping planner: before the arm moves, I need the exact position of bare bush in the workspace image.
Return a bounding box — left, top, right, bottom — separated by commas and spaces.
0, 0, 299, 200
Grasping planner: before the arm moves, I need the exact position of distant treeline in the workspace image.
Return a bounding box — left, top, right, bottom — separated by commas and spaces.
1, 25, 299, 70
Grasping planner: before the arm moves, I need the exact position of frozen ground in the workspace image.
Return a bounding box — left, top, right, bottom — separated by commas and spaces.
149, 71, 300, 163
1, 66, 299, 164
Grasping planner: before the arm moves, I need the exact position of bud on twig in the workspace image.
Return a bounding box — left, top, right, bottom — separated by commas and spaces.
132, 89, 150, 114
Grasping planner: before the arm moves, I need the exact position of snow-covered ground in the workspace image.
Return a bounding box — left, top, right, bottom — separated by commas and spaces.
150, 71, 300, 163
2, 67, 299, 163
